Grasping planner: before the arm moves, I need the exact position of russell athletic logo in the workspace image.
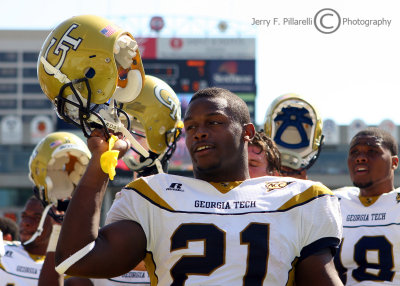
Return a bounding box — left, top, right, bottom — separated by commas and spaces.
166, 183, 184, 192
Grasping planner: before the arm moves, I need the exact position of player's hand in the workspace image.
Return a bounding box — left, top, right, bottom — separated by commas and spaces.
87, 129, 131, 159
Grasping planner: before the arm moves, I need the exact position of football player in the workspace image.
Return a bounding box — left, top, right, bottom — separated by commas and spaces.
55, 87, 343, 285
0, 196, 58, 285
334, 127, 400, 285
27, 131, 90, 286
0, 131, 90, 285
248, 130, 281, 178
264, 93, 324, 179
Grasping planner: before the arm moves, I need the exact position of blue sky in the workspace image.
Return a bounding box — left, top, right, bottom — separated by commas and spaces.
2, 0, 399, 126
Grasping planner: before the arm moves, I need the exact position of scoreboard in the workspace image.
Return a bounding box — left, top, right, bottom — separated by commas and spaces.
143, 59, 256, 121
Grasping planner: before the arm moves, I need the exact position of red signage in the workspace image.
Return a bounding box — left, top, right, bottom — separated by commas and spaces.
136, 37, 157, 59
149, 16, 165, 32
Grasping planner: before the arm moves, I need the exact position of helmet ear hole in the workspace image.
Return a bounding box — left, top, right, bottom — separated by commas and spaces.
85, 67, 96, 79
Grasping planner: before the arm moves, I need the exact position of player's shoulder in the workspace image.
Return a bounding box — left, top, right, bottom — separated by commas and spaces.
2, 241, 24, 259
383, 188, 400, 200
245, 176, 334, 202
265, 175, 333, 195
4, 240, 22, 249
125, 173, 201, 190
333, 186, 360, 199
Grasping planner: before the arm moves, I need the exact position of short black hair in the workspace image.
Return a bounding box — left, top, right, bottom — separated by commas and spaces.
0, 216, 19, 241
188, 87, 251, 125
352, 127, 398, 156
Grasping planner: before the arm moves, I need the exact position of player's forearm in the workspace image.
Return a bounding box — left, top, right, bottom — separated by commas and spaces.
55, 155, 109, 266
38, 252, 64, 286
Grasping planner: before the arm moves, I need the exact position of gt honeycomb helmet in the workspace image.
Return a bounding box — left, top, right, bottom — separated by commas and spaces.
29, 131, 91, 222
122, 75, 183, 175
264, 93, 324, 171
37, 14, 145, 138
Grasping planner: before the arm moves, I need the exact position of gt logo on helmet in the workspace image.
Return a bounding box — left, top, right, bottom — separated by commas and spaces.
43, 24, 82, 76
154, 85, 180, 121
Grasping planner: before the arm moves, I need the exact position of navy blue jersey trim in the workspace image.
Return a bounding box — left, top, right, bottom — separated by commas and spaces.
344, 222, 400, 228
298, 237, 340, 262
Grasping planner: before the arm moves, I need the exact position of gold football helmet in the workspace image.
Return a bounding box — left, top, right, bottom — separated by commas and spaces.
121, 75, 183, 175
25, 131, 90, 245
37, 14, 145, 138
29, 132, 91, 220
264, 93, 324, 171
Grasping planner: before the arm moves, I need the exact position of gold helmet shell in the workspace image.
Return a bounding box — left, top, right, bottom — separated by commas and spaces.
122, 75, 183, 173
29, 132, 91, 206
38, 14, 144, 104
37, 15, 145, 137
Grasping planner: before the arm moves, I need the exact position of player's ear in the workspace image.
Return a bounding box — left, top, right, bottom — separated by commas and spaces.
243, 123, 255, 142
392, 155, 399, 170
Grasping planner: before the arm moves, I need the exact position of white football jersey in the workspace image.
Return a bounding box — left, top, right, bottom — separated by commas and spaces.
106, 174, 342, 286
334, 187, 400, 285
0, 231, 4, 257
90, 269, 150, 285
0, 241, 45, 286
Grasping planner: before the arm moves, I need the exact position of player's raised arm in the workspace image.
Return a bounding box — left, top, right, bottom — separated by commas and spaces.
55, 128, 147, 277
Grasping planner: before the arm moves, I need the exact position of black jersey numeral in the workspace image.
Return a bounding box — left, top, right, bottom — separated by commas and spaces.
170, 223, 269, 285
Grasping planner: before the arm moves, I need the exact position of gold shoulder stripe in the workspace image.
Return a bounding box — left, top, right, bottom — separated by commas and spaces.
278, 184, 334, 211
125, 178, 174, 211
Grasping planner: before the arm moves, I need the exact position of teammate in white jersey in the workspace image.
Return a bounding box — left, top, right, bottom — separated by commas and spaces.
0, 217, 18, 258
0, 196, 57, 286
334, 127, 400, 285
55, 87, 343, 285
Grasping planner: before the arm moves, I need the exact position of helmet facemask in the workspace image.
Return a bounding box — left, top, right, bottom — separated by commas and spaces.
124, 123, 183, 176
54, 77, 132, 139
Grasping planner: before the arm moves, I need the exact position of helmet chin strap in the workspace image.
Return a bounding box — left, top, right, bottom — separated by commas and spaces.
40, 56, 71, 84
22, 203, 53, 246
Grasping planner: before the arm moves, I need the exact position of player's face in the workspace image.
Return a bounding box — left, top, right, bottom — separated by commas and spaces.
248, 145, 268, 178
19, 198, 52, 245
348, 135, 396, 195
184, 97, 244, 181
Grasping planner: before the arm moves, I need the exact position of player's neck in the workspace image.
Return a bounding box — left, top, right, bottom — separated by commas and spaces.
359, 179, 394, 197
194, 167, 250, 182
23, 242, 47, 256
